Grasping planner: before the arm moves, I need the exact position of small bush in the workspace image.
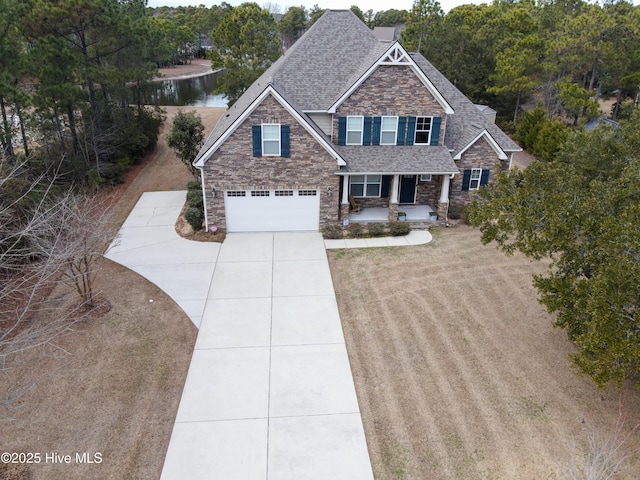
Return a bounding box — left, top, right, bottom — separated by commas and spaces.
187, 181, 201, 191
367, 222, 385, 237
389, 221, 411, 236
184, 206, 203, 231
447, 204, 465, 220
186, 189, 204, 209
348, 222, 363, 238
322, 224, 343, 239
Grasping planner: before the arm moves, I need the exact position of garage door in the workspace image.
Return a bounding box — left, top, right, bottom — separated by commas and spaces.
225, 189, 320, 232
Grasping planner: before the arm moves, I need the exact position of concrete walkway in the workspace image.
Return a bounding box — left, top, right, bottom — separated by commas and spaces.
325, 230, 432, 249
106, 192, 374, 480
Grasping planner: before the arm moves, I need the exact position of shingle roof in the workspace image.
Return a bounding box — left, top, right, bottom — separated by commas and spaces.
335, 146, 458, 174
410, 54, 521, 156
194, 9, 520, 168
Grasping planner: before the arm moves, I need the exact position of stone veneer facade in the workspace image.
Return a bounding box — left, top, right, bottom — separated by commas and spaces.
449, 136, 506, 206
333, 65, 447, 145
202, 65, 510, 231
201, 95, 340, 231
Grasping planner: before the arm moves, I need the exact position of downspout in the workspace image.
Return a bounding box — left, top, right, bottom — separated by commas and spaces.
198, 166, 208, 232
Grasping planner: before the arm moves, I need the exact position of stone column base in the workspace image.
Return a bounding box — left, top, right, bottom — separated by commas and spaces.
437, 201, 449, 222
388, 203, 399, 222
340, 203, 350, 224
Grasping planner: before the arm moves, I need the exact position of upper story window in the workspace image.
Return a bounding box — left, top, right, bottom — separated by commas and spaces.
252, 124, 290, 157
262, 124, 281, 156
415, 117, 432, 144
380, 116, 398, 145
346, 116, 364, 145
337, 115, 441, 146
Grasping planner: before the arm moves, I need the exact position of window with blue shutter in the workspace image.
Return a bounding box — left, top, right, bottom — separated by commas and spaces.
372, 116, 381, 145
363, 116, 373, 145
280, 125, 290, 157
463, 168, 488, 191
252, 125, 262, 156
430, 117, 441, 146
338, 117, 346, 145
406, 116, 416, 145
397, 117, 407, 145
253, 124, 289, 157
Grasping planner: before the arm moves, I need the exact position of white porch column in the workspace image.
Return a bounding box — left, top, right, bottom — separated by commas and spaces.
439, 174, 451, 203
341, 175, 349, 204
390, 174, 400, 204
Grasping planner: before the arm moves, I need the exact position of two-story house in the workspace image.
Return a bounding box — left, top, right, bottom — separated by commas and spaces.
193, 10, 520, 233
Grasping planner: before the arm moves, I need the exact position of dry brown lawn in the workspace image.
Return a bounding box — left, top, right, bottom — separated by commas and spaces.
0, 106, 225, 480
328, 226, 640, 480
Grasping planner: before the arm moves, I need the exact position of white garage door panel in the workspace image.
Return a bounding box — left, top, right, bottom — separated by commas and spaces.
225, 190, 320, 232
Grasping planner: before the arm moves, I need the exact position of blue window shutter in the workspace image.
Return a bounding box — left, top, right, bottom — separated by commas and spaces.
252, 125, 262, 156
280, 125, 290, 157
381, 175, 391, 198
462, 169, 471, 191
430, 117, 441, 146
363, 116, 372, 145
406, 116, 416, 145
372, 116, 381, 145
338, 117, 346, 145
397, 116, 407, 145
480, 169, 490, 186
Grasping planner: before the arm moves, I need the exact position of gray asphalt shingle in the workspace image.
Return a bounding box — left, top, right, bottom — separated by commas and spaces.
194, 9, 520, 170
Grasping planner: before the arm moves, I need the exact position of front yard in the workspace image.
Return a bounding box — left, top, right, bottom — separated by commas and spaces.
328, 226, 640, 479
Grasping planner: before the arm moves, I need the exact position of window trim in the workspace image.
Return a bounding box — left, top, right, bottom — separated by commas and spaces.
414, 116, 432, 145
420, 174, 432, 182
346, 116, 364, 145
261, 123, 281, 156
469, 168, 482, 190
350, 175, 382, 198
380, 116, 398, 145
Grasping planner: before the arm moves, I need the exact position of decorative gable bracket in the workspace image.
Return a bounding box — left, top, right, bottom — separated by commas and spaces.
379, 45, 411, 65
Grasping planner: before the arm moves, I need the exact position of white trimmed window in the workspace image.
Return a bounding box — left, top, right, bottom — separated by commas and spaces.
415, 117, 432, 144
262, 124, 281, 156
346, 116, 364, 145
469, 168, 482, 190
350, 175, 382, 197
380, 116, 398, 145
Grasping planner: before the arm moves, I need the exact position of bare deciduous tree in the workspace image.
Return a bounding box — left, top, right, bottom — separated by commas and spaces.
1, 158, 115, 416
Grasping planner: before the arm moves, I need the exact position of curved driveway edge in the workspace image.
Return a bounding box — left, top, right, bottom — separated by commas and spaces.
105, 191, 220, 328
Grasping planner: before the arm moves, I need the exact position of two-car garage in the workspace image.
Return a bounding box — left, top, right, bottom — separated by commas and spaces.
224, 189, 320, 233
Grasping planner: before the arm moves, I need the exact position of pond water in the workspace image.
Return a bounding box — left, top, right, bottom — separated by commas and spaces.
136, 70, 228, 107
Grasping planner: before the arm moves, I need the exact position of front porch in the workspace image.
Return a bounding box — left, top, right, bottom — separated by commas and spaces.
348, 205, 438, 223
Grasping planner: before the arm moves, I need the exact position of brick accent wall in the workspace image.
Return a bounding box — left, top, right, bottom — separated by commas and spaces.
201, 95, 340, 230
449, 136, 505, 206
333, 65, 447, 146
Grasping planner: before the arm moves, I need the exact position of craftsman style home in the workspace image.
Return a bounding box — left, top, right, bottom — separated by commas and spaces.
193, 10, 520, 233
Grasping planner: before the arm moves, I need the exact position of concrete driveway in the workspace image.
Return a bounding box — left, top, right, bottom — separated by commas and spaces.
107, 192, 373, 480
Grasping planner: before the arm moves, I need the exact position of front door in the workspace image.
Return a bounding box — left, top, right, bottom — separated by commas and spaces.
399, 175, 417, 204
